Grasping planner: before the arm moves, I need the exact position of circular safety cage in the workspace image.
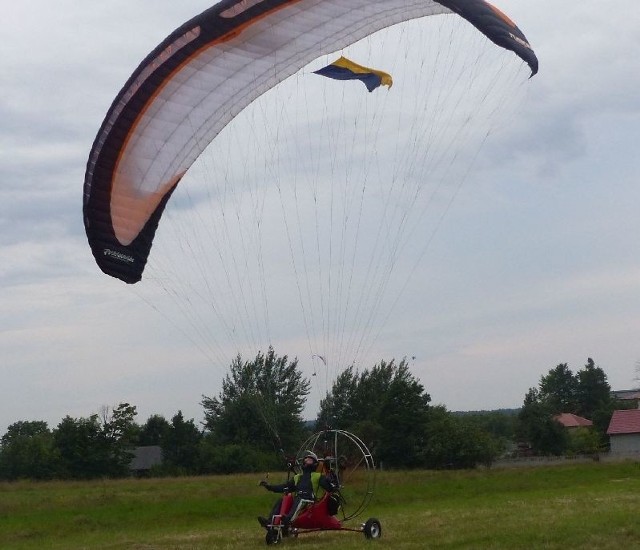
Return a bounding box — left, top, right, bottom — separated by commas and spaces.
297, 429, 375, 521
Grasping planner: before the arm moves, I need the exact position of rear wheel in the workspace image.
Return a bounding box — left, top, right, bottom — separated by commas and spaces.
363, 518, 382, 539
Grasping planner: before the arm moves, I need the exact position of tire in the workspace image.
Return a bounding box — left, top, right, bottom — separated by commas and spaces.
265, 529, 279, 545
363, 518, 382, 539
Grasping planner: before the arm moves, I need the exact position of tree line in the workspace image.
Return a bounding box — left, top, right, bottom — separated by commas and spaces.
0, 351, 628, 481
516, 358, 633, 456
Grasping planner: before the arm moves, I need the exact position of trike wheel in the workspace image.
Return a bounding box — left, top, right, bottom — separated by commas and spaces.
364, 518, 382, 539
265, 528, 280, 545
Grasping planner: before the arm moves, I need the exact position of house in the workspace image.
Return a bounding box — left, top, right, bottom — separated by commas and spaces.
554, 413, 593, 430
129, 445, 163, 476
611, 389, 640, 408
606, 409, 640, 454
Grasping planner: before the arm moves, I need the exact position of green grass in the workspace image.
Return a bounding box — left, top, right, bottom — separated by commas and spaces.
1, 462, 640, 549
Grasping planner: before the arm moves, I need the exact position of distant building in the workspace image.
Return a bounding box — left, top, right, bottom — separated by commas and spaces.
607, 409, 640, 455
129, 445, 163, 476
611, 389, 640, 408
554, 413, 593, 430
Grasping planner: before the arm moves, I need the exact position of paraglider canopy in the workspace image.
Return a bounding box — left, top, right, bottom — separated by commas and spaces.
83, 0, 538, 284
83, 0, 539, 379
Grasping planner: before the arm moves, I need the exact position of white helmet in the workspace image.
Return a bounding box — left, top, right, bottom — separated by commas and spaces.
302, 450, 318, 462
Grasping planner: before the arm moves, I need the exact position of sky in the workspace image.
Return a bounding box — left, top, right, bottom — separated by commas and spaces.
2, 1, 640, 436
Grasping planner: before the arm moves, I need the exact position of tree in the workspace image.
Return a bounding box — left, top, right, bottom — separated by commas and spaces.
318, 359, 432, 468
376, 361, 431, 467
100, 403, 139, 476
201, 347, 310, 456
527, 359, 614, 448
162, 411, 202, 474
457, 410, 518, 443
0, 421, 57, 480
576, 358, 613, 436
567, 426, 602, 456
538, 363, 578, 414
531, 415, 568, 456
138, 414, 172, 446
422, 406, 502, 468
316, 367, 358, 429
53, 403, 139, 479
53, 415, 109, 478
199, 435, 272, 474
517, 388, 568, 456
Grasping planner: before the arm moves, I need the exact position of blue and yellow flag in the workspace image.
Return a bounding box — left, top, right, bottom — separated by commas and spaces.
313, 56, 393, 92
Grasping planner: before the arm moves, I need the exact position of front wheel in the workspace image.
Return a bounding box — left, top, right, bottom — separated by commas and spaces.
265, 529, 280, 545
363, 518, 382, 539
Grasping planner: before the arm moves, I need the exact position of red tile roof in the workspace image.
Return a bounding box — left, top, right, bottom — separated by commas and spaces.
554, 413, 593, 428
607, 409, 640, 435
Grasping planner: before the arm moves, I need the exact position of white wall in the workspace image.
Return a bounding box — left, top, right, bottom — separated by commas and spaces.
610, 433, 640, 454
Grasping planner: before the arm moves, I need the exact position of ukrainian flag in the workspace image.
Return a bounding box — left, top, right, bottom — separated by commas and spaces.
313, 56, 393, 92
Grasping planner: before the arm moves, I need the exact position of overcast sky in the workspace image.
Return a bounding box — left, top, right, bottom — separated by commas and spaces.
2, 1, 639, 436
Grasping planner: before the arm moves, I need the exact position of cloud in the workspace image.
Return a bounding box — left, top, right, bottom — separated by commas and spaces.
1, 1, 640, 435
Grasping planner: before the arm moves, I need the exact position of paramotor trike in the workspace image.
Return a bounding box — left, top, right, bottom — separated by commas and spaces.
261, 429, 382, 545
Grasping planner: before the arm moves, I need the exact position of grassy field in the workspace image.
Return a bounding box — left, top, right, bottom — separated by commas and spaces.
1, 461, 640, 549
